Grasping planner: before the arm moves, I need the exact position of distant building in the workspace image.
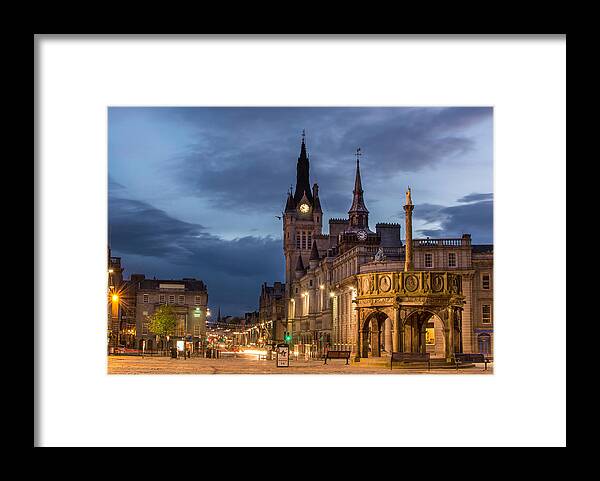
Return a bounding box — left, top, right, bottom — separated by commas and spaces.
107, 248, 137, 349
133, 276, 208, 350
258, 282, 286, 344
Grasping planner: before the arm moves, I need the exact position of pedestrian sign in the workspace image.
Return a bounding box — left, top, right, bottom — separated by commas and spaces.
276, 343, 289, 367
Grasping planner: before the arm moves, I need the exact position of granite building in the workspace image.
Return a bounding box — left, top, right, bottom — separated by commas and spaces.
258, 281, 286, 345
282, 136, 493, 360
133, 276, 209, 350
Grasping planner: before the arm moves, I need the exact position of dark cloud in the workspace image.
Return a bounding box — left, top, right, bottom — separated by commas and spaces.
109, 195, 283, 315
414, 196, 493, 244
168, 107, 492, 214
457, 192, 493, 203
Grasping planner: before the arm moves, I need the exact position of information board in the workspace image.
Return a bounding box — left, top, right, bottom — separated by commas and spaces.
276, 343, 289, 367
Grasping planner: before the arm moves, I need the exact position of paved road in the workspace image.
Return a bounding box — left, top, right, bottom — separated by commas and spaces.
107, 355, 493, 375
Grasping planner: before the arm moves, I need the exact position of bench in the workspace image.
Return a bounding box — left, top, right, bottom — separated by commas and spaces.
390, 352, 431, 371
324, 350, 351, 365
454, 353, 491, 370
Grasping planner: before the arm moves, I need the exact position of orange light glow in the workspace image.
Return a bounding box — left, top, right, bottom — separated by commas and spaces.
112, 294, 119, 302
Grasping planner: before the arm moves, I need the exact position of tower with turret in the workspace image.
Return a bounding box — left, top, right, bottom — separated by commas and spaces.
283, 131, 323, 297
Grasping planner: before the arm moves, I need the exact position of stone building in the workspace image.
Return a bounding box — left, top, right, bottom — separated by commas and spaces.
107, 249, 137, 349
133, 276, 208, 350
258, 282, 286, 345
283, 136, 493, 360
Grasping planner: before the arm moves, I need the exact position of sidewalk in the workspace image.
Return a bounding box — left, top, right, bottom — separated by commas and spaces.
108, 355, 493, 375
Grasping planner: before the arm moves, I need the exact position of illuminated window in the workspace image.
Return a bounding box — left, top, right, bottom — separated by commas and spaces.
482, 305, 491, 323
448, 252, 457, 267
482, 274, 490, 290
143, 294, 149, 303
195, 295, 201, 305
425, 253, 433, 268
178, 295, 185, 304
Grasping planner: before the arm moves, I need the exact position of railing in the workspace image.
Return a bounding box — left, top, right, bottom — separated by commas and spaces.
413, 238, 469, 247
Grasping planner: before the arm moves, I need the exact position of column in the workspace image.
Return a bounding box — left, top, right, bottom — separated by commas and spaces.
404, 189, 414, 272
392, 308, 400, 353
384, 317, 392, 354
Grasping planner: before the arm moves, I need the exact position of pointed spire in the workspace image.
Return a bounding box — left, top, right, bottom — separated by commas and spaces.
312, 183, 322, 213
309, 240, 320, 261
354, 148, 363, 194
295, 254, 305, 272
293, 130, 313, 205
285, 191, 296, 212
348, 148, 369, 216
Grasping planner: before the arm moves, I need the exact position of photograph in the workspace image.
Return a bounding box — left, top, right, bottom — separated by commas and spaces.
107, 106, 494, 375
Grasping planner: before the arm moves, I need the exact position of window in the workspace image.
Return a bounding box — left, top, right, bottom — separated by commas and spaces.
301, 232, 306, 250
142, 322, 149, 335
448, 252, 457, 267
143, 294, 149, 303
178, 295, 185, 304
296, 234, 301, 249
482, 304, 491, 323
307, 233, 312, 248
482, 274, 490, 290
169, 295, 175, 304
309, 280, 313, 287
159, 294, 165, 303
425, 253, 433, 268
194, 295, 201, 305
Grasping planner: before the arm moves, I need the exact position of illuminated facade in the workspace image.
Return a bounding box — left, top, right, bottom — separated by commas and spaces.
133, 276, 208, 350
283, 136, 493, 360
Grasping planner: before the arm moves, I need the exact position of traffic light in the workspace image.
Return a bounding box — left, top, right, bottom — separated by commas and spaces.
284, 332, 292, 343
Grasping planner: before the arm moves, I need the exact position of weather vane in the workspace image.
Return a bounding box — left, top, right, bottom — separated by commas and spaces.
356, 147, 362, 163
302, 129, 306, 142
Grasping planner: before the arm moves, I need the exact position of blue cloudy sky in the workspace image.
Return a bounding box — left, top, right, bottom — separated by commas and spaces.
109, 107, 493, 316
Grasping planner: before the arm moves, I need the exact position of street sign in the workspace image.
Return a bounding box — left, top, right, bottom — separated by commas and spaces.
276, 343, 289, 367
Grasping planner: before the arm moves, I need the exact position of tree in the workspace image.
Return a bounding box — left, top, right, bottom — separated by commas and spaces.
148, 305, 177, 351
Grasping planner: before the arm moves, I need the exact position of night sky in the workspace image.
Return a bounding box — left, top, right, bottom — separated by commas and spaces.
108, 107, 493, 316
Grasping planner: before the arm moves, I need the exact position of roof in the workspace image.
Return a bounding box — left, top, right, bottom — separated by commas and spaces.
137, 278, 207, 291
472, 244, 493, 254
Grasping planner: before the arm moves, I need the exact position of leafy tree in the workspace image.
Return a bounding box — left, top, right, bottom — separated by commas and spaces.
148, 305, 177, 350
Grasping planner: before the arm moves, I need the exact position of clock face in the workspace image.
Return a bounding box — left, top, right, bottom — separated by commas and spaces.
357, 230, 367, 241
299, 203, 310, 214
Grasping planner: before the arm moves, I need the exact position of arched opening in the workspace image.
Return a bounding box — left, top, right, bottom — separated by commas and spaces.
424, 314, 446, 359
361, 311, 390, 358
402, 311, 436, 354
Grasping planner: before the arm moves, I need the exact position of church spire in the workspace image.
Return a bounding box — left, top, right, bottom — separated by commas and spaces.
348, 148, 369, 223
293, 130, 313, 205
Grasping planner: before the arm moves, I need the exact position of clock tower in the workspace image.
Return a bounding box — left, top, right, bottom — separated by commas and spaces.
283, 132, 323, 298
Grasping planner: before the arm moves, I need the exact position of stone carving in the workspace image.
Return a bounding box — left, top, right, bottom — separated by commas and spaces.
374, 248, 386, 262
432, 274, 444, 292
379, 275, 391, 292
404, 274, 419, 292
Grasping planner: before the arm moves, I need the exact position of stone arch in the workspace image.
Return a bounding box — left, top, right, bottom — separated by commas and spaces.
360, 310, 390, 358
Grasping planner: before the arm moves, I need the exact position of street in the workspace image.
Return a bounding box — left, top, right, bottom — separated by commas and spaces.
107, 354, 494, 375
